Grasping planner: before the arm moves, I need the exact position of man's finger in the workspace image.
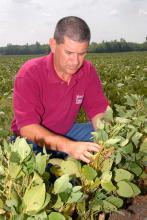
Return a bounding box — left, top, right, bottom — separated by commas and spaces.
86, 142, 100, 148
87, 145, 101, 153
80, 155, 91, 163
84, 151, 93, 159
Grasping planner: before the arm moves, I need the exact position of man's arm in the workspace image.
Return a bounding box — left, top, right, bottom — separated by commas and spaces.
20, 124, 100, 163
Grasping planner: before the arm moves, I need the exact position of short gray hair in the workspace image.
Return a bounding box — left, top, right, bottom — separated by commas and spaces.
54, 16, 91, 44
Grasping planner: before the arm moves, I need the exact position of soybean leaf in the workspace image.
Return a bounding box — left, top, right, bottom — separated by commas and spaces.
61, 158, 81, 177
129, 183, 141, 197
54, 174, 72, 194
132, 132, 143, 147
22, 183, 46, 214
82, 165, 97, 181
106, 196, 123, 208
121, 143, 133, 154
117, 181, 134, 198
103, 200, 117, 213
48, 212, 65, 220
101, 181, 116, 192
105, 137, 121, 146
115, 152, 122, 165
12, 137, 31, 162
129, 162, 143, 176
115, 169, 134, 182
35, 153, 48, 175
101, 158, 114, 172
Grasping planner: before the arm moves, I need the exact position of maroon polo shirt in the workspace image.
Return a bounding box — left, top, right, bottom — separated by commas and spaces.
11, 53, 108, 135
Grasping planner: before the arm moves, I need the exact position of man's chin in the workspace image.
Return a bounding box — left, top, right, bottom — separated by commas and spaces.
67, 68, 78, 75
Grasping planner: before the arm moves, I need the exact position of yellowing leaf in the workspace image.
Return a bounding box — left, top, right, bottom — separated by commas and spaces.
23, 183, 46, 214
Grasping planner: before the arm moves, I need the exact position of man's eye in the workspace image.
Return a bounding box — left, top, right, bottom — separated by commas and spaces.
65, 51, 72, 55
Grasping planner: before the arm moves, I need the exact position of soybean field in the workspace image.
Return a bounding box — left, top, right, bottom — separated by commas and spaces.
0, 52, 147, 141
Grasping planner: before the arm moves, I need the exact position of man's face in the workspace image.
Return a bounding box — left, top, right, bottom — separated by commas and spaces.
50, 36, 89, 80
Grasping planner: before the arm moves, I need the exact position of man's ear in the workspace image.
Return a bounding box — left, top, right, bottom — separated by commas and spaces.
49, 38, 56, 53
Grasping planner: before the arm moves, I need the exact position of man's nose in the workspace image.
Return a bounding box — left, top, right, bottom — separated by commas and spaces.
71, 54, 79, 65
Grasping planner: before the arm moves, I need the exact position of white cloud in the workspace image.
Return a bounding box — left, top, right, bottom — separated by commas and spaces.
138, 9, 147, 16
109, 9, 118, 16
0, 0, 147, 46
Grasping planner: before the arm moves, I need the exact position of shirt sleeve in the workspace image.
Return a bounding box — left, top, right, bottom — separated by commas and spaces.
82, 64, 109, 119
13, 66, 44, 130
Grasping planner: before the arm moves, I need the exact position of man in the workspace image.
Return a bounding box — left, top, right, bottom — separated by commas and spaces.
11, 16, 108, 163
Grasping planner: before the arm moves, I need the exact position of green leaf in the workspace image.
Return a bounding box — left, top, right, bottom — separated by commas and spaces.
120, 138, 129, 147
132, 132, 143, 147
48, 212, 65, 220
106, 196, 123, 208
101, 171, 112, 183
101, 158, 114, 172
52, 195, 63, 209
89, 178, 101, 190
10, 151, 21, 163
129, 183, 141, 197
105, 137, 121, 146
140, 139, 147, 153
39, 193, 50, 210
104, 106, 113, 122
59, 190, 70, 203
94, 130, 108, 142
61, 158, 81, 177
95, 119, 105, 130
76, 200, 86, 216
9, 162, 22, 179
129, 162, 143, 176
54, 174, 72, 194
22, 183, 46, 214
0, 199, 3, 208
95, 191, 107, 201
124, 95, 135, 106
67, 190, 83, 203
101, 171, 116, 192
121, 143, 133, 154
35, 153, 47, 175
3, 139, 11, 154
33, 172, 43, 185
142, 155, 147, 166
103, 200, 117, 212
12, 137, 31, 162
115, 152, 122, 165
101, 181, 116, 192
115, 117, 130, 124
117, 181, 134, 197
89, 200, 102, 212
82, 165, 97, 181
72, 186, 82, 192
115, 169, 134, 182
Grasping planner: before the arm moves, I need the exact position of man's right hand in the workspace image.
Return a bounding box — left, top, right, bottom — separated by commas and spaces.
68, 141, 101, 163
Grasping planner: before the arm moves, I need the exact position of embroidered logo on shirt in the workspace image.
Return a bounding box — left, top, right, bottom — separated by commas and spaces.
76, 95, 84, 104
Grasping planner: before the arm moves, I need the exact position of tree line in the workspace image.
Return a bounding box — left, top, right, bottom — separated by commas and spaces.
0, 39, 147, 55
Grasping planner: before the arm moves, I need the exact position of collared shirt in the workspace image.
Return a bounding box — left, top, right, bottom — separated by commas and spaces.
11, 53, 108, 135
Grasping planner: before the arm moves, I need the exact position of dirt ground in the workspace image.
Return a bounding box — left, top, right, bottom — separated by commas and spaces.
109, 176, 147, 220
109, 195, 147, 220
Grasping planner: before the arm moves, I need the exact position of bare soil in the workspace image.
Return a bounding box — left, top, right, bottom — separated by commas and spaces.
109, 195, 147, 220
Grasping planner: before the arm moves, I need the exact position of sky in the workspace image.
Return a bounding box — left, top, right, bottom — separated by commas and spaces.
0, 0, 147, 46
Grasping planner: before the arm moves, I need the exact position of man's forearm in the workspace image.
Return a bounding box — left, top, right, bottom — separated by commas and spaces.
20, 123, 101, 163
20, 124, 74, 154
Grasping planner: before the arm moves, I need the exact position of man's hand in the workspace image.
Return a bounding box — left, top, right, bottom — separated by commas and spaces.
68, 141, 101, 163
